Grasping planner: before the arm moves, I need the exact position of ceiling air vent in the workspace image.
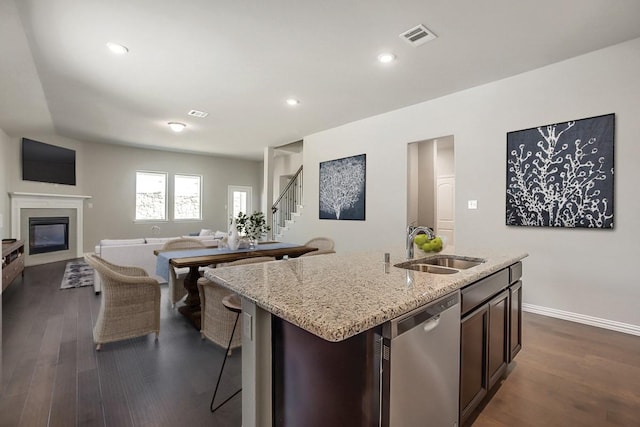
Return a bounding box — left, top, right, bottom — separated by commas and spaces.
399, 24, 437, 47
188, 109, 209, 118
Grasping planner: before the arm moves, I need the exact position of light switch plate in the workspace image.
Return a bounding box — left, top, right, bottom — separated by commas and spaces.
468, 200, 478, 210
243, 312, 253, 341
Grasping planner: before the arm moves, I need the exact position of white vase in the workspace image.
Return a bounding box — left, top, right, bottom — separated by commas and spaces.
228, 218, 240, 250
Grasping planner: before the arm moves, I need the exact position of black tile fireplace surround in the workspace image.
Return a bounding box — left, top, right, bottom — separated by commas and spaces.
29, 216, 70, 255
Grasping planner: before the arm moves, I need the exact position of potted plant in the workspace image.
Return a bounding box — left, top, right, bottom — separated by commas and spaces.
233, 211, 270, 248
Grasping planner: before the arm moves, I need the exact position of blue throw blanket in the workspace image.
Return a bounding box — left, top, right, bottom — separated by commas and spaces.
155, 242, 300, 281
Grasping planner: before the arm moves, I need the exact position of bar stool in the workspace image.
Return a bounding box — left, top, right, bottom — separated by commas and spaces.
210, 293, 242, 412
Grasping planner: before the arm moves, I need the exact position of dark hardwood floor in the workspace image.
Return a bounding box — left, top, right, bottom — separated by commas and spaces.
468, 309, 640, 427
1, 259, 241, 427
2, 260, 639, 426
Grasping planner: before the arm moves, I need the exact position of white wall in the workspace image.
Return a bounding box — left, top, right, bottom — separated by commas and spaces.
299, 38, 640, 328
4, 134, 263, 252
272, 151, 302, 202
417, 140, 435, 228
0, 126, 8, 376
436, 138, 454, 177
0, 127, 9, 240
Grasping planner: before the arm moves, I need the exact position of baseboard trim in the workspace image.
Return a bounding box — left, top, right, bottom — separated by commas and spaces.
523, 303, 640, 337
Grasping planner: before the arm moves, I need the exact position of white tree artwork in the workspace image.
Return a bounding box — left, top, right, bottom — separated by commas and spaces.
506, 114, 614, 228
319, 154, 366, 220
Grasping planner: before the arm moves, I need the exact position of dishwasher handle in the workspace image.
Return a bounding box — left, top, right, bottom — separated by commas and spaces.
422, 315, 440, 333
384, 291, 459, 339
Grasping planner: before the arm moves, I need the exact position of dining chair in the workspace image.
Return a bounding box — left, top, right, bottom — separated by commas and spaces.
300, 249, 336, 257
304, 237, 335, 251
85, 254, 161, 350
161, 237, 207, 307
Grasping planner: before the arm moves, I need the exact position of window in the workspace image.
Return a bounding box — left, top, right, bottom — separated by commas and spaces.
174, 174, 202, 220
136, 171, 167, 221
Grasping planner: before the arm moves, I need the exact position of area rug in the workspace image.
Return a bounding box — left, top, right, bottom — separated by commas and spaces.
60, 260, 94, 290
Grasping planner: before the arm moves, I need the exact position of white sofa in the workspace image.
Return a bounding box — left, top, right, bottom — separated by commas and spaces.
93, 236, 220, 294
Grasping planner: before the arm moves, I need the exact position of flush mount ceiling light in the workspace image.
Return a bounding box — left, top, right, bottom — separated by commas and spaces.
286, 98, 300, 106
168, 122, 186, 132
377, 53, 396, 64
106, 42, 129, 55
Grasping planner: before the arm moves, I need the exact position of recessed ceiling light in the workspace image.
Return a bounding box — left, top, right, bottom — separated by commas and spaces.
286, 98, 300, 106
168, 122, 186, 132
377, 53, 396, 64
106, 42, 129, 55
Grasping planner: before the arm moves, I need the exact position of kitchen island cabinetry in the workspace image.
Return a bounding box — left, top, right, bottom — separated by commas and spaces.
460, 261, 523, 425
206, 250, 527, 427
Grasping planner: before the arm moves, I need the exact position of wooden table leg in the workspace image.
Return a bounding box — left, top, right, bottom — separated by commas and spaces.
178, 266, 202, 330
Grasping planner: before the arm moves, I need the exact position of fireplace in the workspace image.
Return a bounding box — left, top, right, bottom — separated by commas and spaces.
29, 217, 70, 255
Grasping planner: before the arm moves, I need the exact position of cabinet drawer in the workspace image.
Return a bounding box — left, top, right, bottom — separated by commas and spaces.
509, 262, 522, 284
3, 256, 24, 285
461, 269, 509, 315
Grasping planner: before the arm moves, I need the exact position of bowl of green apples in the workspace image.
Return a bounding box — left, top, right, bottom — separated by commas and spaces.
413, 234, 447, 253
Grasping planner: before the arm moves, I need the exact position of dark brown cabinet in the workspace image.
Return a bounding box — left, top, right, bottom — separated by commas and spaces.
459, 262, 523, 425
460, 304, 488, 422
509, 280, 523, 361
488, 290, 509, 389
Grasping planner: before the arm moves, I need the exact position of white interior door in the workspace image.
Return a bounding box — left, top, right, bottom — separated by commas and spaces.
436, 176, 455, 245
228, 185, 253, 224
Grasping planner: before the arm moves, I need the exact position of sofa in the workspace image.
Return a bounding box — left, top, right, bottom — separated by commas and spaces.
93, 235, 221, 294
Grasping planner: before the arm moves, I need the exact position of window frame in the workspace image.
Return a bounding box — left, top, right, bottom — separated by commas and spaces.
135, 170, 168, 222
173, 173, 203, 221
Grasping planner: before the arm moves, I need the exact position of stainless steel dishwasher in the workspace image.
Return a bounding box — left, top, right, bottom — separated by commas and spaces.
381, 291, 460, 427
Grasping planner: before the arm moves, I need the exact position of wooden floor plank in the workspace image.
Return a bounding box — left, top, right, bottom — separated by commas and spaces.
470, 312, 640, 427
77, 368, 106, 427
3, 260, 639, 427
48, 340, 78, 427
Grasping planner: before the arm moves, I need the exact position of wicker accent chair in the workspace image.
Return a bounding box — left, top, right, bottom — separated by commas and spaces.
304, 237, 335, 251
85, 254, 161, 351
161, 237, 207, 307
198, 256, 276, 351
300, 249, 336, 257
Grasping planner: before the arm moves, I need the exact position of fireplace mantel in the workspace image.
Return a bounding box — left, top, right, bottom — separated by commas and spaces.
9, 192, 92, 259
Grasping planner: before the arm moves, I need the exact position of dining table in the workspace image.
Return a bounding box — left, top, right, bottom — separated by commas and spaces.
154, 242, 318, 329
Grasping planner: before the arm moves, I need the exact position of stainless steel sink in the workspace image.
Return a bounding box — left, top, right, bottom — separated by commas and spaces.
420, 256, 485, 270
402, 264, 460, 274
394, 255, 486, 274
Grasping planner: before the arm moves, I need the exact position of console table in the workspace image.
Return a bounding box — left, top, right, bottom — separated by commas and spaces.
2, 240, 25, 292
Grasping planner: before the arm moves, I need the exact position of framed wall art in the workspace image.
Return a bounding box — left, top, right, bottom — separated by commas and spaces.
319, 153, 366, 220
506, 113, 614, 228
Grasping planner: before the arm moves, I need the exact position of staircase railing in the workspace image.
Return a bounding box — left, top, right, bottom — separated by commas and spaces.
271, 165, 303, 238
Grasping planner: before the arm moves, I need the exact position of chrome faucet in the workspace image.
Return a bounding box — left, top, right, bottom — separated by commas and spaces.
406, 225, 435, 259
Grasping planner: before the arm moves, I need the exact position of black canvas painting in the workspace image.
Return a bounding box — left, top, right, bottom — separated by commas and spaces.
319, 154, 366, 220
506, 113, 614, 228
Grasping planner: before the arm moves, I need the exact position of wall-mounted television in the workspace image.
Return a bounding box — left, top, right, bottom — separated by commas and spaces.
22, 138, 76, 186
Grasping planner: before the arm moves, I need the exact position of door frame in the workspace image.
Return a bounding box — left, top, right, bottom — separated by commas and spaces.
227, 185, 253, 222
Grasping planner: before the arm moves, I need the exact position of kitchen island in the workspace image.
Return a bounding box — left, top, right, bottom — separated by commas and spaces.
204, 248, 527, 426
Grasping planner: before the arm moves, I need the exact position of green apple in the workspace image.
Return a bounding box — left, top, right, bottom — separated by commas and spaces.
432, 237, 443, 252
421, 241, 435, 252
414, 234, 428, 246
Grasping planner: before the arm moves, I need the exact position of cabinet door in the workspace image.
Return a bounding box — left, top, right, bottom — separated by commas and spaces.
460, 304, 489, 425
509, 280, 523, 361
488, 290, 509, 389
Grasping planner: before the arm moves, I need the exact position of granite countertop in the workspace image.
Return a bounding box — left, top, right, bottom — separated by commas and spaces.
204, 247, 528, 342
